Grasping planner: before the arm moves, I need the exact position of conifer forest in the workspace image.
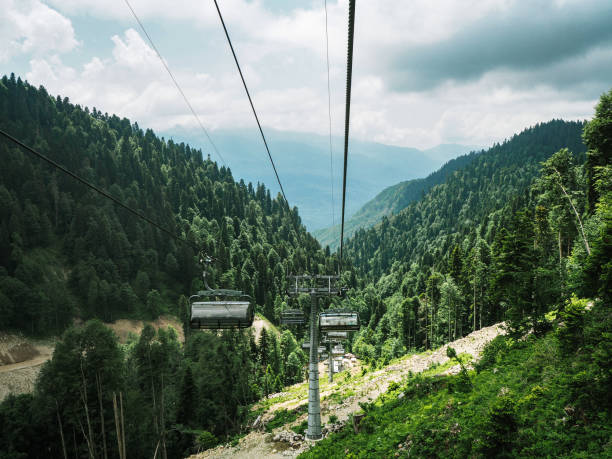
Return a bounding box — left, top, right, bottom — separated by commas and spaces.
1, 1, 612, 458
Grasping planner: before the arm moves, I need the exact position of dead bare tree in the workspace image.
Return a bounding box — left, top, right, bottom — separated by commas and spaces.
552, 166, 591, 256
55, 400, 68, 459
95, 372, 108, 459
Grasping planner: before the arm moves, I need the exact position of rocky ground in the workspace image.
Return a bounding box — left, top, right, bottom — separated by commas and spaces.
0, 333, 54, 401
190, 323, 506, 459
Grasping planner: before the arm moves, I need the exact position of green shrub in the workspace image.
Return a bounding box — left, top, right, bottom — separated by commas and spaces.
478, 395, 518, 457
229, 433, 245, 447
291, 419, 308, 435
556, 295, 589, 354
447, 346, 472, 391
195, 430, 217, 451
265, 409, 298, 432
475, 335, 509, 373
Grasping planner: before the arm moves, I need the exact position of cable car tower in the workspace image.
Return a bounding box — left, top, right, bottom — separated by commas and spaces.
286, 274, 357, 440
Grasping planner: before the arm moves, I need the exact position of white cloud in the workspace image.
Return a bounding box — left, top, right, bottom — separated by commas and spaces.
13, 0, 611, 151
0, 0, 78, 62
25, 28, 249, 135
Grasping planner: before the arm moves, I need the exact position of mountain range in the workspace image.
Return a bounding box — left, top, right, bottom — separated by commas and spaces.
162, 127, 478, 231
313, 151, 481, 248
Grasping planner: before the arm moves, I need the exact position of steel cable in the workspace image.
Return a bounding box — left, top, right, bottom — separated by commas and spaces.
212, 0, 289, 207
0, 128, 201, 253
324, 0, 335, 228
123, 0, 227, 167
339, 0, 356, 270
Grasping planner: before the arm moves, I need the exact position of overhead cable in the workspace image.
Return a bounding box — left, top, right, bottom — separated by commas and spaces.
123, 0, 227, 167
0, 128, 201, 253
339, 0, 356, 269
212, 0, 289, 207
324, 0, 335, 228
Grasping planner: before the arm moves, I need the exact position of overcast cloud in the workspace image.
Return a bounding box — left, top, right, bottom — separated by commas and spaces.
387, 0, 612, 92
1, 0, 611, 150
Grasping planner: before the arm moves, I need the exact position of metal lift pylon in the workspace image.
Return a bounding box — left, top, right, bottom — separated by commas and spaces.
327, 341, 333, 384
287, 275, 343, 440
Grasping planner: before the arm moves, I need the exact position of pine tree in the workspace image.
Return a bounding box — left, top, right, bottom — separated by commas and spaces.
258, 327, 270, 369
178, 365, 196, 427
491, 211, 536, 335
583, 88, 612, 213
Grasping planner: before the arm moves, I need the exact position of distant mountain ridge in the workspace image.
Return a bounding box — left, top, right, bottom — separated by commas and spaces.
313, 151, 481, 249
162, 126, 478, 231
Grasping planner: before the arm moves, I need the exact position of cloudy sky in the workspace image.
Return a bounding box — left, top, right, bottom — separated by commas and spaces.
2, 0, 611, 153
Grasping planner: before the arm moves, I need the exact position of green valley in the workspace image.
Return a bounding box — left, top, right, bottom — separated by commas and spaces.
1, 74, 610, 458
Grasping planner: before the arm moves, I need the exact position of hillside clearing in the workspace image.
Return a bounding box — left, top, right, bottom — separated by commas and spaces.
0, 315, 184, 401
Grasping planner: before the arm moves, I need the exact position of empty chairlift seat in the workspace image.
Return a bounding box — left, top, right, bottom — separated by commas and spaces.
280, 309, 306, 325
319, 311, 359, 332
190, 292, 254, 329
331, 346, 345, 356
325, 331, 349, 342
301, 343, 327, 354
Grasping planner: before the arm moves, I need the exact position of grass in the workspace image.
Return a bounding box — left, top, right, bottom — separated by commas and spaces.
323, 387, 356, 405
265, 405, 308, 433
254, 344, 476, 435
256, 382, 308, 411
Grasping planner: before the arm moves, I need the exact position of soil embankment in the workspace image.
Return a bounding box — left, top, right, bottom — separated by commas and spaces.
0, 315, 184, 401
0, 334, 54, 401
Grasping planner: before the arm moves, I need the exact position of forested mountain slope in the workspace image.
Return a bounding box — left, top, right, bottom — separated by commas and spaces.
0, 75, 345, 457
0, 74, 336, 336
347, 119, 586, 279
172, 127, 469, 231
337, 118, 594, 371
302, 90, 612, 459
314, 152, 479, 249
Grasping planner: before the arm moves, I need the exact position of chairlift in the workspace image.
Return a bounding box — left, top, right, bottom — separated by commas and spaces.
319, 310, 359, 331
280, 309, 306, 325
331, 346, 345, 357
301, 343, 327, 354
325, 331, 349, 342
189, 254, 254, 330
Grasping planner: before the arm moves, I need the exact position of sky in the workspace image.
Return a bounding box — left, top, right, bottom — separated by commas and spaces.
1, 0, 611, 155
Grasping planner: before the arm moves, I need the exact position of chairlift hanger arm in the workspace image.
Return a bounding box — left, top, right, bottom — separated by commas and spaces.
287, 288, 343, 296
194, 289, 246, 297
